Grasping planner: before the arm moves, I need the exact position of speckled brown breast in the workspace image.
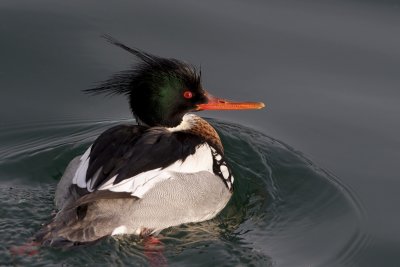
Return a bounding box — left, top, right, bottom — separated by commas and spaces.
186, 116, 224, 153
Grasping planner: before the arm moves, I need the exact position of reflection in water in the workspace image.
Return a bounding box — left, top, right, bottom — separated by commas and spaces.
0, 119, 367, 266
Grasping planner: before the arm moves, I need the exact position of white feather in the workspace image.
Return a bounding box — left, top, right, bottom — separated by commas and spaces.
111, 225, 128, 235
72, 146, 92, 189
220, 165, 229, 179
99, 144, 214, 198
132, 171, 172, 198
167, 114, 196, 132
88, 167, 103, 191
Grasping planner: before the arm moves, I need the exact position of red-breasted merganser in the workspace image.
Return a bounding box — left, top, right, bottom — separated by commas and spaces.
36, 36, 265, 245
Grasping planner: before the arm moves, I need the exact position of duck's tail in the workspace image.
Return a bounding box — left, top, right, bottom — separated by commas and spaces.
35, 191, 136, 246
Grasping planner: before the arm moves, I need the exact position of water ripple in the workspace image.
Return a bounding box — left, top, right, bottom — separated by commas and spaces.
0, 118, 368, 266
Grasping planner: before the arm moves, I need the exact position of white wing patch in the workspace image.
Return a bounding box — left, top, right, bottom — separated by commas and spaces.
72, 143, 233, 196
98, 144, 214, 198
72, 146, 93, 191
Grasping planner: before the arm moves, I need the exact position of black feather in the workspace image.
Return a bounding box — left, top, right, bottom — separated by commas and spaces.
83, 36, 204, 127
83, 70, 133, 96
83, 35, 201, 96
101, 34, 160, 65
85, 124, 206, 189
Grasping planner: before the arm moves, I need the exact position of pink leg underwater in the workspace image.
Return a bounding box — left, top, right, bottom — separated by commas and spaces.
10, 241, 40, 257
143, 236, 167, 267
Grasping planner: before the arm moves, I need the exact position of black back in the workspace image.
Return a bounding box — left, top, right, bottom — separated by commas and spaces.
85, 124, 206, 189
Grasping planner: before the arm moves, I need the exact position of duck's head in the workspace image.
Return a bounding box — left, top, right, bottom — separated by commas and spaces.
86, 35, 265, 127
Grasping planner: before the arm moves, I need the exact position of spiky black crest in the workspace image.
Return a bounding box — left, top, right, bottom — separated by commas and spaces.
84, 35, 206, 127
84, 35, 201, 97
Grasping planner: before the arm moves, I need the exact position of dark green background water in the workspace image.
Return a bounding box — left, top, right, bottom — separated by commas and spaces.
1, 0, 399, 266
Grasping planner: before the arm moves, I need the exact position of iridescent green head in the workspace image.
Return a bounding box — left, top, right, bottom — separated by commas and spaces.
85, 36, 265, 126
86, 35, 207, 127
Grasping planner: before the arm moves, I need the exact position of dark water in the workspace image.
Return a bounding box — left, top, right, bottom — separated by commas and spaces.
1, 119, 366, 266
1, 0, 400, 266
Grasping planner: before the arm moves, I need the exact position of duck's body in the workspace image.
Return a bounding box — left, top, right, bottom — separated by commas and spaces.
36, 36, 264, 245
42, 115, 232, 243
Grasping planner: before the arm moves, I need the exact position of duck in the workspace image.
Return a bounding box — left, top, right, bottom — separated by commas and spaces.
36, 36, 265, 246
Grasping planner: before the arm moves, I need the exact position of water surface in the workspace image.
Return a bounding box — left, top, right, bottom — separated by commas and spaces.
1, 0, 399, 265
1, 119, 366, 266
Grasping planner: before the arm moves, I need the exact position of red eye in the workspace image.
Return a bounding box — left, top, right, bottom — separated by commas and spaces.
183, 90, 193, 99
